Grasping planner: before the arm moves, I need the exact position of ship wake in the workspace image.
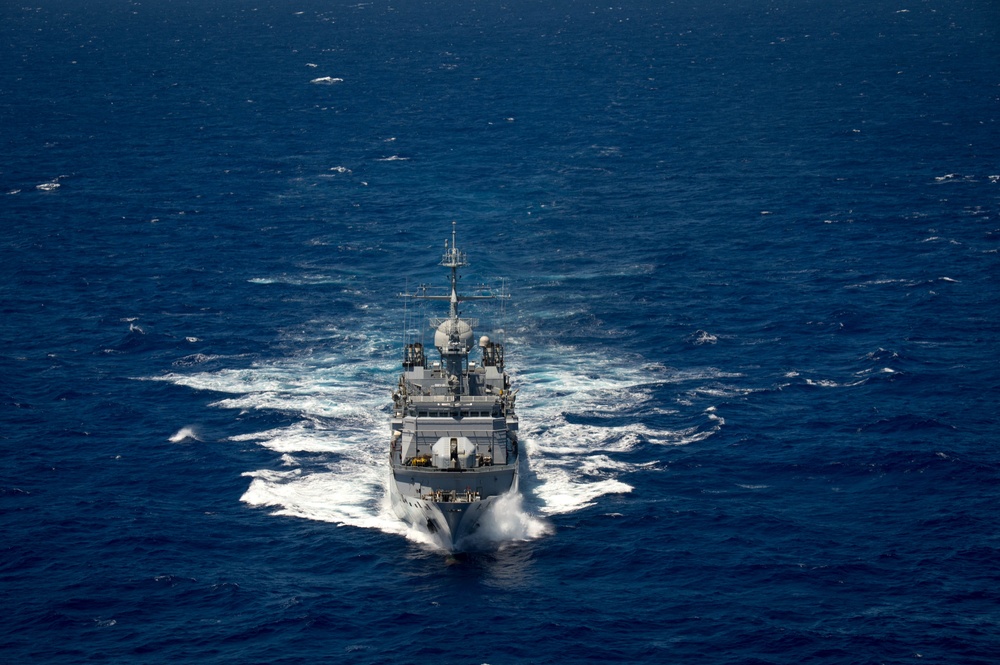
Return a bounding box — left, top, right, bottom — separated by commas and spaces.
152, 333, 724, 548
514, 345, 727, 516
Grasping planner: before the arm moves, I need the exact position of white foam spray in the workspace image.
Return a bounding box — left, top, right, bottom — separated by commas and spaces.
153, 323, 723, 549
512, 346, 724, 515
458, 492, 554, 551
168, 426, 202, 443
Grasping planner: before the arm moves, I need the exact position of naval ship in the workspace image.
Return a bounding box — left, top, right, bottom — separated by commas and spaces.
389, 225, 519, 548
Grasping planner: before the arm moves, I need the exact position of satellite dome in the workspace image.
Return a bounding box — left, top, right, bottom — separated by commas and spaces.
434, 319, 474, 353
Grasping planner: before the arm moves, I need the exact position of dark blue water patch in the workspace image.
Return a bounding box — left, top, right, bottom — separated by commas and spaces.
3, 0, 1000, 662
857, 414, 957, 434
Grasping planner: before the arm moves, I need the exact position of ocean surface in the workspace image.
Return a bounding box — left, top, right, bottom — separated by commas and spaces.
3, 0, 999, 662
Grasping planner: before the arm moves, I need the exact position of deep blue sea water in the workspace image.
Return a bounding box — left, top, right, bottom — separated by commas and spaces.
3, 0, 1000, 662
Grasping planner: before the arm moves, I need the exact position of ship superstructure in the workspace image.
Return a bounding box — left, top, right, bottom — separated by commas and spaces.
389, 225, 518, 548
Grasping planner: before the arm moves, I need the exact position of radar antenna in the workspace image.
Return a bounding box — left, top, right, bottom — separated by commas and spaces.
400, 222, 500, 315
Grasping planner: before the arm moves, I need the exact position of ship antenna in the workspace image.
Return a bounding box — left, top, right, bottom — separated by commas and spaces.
500, 276, 508, 347
441, 220, 467, 320
402, 277, 409, 346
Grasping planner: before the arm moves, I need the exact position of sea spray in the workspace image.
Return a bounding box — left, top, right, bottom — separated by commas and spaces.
460, 491, 553, 550
168, 425, 202, 443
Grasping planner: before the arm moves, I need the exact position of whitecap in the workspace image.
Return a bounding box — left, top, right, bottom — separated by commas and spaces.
169, 426, 202, 443
689, 330, 718, 345
310, 76, 343, 84
172, 353, 221, 367
845, 278, 914, 289
247, 274, 344, 286
805, 378, 841, 388
36, 182, 60, 191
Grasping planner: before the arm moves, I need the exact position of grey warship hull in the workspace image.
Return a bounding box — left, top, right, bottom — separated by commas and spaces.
388, 226, 518, 548
389, 467, 518, 543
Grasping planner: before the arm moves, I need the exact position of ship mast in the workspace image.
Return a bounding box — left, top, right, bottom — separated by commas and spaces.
441, 221, 467, 321
400, 222, 498, 312
399, 223, 507, 388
